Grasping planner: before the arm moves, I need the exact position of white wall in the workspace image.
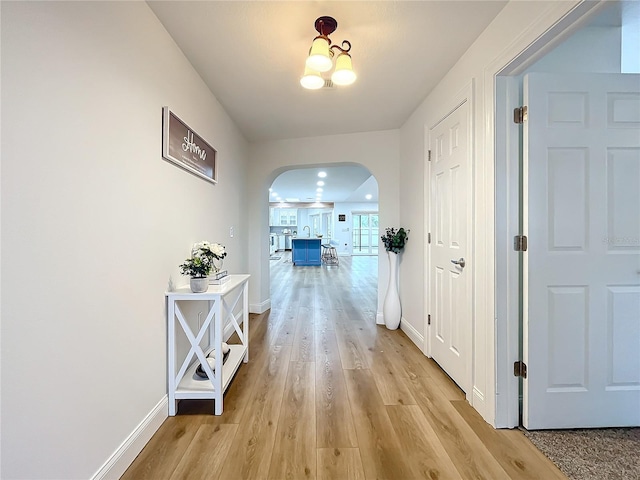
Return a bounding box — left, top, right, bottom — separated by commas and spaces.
398, 0, 587, 424
1, 3, 249, 479
247, 131, 399, 319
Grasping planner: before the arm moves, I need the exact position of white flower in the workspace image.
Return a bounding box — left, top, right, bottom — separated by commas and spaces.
191, 241, 209, 257
191, 240, 226, 261
210, 243, 226, 258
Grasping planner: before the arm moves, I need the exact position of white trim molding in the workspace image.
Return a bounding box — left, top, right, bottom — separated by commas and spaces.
250, 298, 271, 314
376, 311, 385, 325
400, 318, 424, 351
91, 396, 168, 480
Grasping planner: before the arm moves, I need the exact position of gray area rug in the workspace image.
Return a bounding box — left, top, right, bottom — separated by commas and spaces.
523, 428, 640, 480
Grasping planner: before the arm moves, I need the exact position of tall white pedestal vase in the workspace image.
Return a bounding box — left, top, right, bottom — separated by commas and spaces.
383, 251, 401, 330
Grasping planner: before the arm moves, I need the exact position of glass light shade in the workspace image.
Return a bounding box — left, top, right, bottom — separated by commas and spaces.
331, 53, 356, 86
306, 37, 332, 72
300, 66, 324, 90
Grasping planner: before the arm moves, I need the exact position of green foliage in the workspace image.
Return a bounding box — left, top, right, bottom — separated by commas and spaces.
381, 227, 409, 254
179, 256, 211, 278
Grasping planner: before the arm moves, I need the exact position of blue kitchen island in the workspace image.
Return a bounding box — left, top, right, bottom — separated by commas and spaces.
291, 238, 322, 266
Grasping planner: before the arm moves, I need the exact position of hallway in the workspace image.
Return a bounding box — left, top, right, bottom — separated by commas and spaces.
123, 256, 565, 479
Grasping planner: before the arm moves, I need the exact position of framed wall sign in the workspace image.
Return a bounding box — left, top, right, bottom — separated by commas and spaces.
162, 107, 217, 184
338, 214, 346, 222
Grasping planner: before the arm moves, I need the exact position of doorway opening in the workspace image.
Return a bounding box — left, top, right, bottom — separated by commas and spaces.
352, 212, 379, 256
496, 0, 640, 429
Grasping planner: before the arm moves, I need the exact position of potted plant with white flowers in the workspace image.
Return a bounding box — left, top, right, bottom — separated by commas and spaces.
179, 241, 227, 293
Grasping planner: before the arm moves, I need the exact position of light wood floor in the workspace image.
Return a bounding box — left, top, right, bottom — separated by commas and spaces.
122, 253, 566, 479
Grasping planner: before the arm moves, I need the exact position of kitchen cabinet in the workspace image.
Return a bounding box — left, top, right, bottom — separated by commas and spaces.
270, 207, 298, 226
277, 234, 285, 251
292, 238, 322, 266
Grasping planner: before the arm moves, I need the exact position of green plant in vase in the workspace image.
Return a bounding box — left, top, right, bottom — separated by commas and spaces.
381, 227, 409, 254
179, 240, 227, 292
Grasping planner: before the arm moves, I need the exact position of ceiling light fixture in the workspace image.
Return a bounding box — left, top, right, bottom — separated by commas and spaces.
318, 171, 327, 178
300, 16, 356, 90
365, 194, 372, 200
317, 181, 325, 186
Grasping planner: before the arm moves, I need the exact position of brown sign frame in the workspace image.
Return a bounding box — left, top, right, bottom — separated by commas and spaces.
162, 107, 217, 184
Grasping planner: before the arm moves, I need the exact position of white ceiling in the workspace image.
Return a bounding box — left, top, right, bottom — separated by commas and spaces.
147, 1, 508, 143
147, 0, 508, 202
269, 165, 378, 204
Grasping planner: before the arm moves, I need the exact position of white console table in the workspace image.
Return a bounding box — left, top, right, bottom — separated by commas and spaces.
165, 274, 249, 415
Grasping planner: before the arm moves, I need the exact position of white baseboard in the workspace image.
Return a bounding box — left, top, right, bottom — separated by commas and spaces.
400, 317, 424, 350
91, 396, 168, 480
250, 298, 271, 314
376, 311, 384, 325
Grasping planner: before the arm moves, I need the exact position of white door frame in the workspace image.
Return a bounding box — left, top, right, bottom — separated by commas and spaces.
492, 1, 611, 427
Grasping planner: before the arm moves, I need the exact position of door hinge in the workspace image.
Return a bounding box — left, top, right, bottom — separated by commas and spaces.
514, 235, 528, 252
428, 232, 431, 244
513, 106, 528, 124
428, 314, 431, 325
514, 361, 527, 378
428, 149, 432, 161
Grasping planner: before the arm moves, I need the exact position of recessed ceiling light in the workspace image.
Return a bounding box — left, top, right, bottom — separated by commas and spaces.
276, 196, 282, 201
317, 181, 325, 186
316, 187, 323, 192
365, 194, 372, 200
271, 191, 278, 196
318, 171, 327, 178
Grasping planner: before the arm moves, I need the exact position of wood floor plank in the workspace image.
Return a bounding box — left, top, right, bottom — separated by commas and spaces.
369, 348, 417, 406
374, 328, 464, 401
297, 284, 315, 308
315, 328, 359, 448
344, 369, 414, 479
317, 448, 365, 480
333, 311, 371, 370
407, 373, 511, 480
386, 404, 463, 480
313, 305, 336, 332
120, 416, 204, 480
169, 423, 238, 480
291, 306, 315, 362
218, 345, 292, 480
416, 357, 467, 401
272, 310, 297, 346
451, 400, 568, 480
268, 361, 316, 479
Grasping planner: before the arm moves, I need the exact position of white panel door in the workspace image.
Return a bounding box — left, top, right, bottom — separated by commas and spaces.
429, 100, 472, 394
523, 73, 640, 429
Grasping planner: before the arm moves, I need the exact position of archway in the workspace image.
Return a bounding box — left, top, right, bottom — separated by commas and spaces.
265, 163, 380, 305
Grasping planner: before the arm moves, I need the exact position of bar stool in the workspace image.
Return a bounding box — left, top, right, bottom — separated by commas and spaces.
322, 243, 339, 265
